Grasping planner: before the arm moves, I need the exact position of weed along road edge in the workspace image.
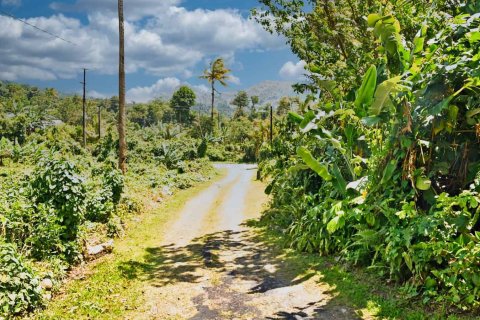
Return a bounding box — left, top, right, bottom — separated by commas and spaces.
34, 164, 359, 320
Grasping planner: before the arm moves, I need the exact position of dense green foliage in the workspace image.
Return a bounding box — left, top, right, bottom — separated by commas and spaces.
0, 242, 42, 316
258, 0, 480, 312
170, 86, 196, 123
0, 84, 222, 318
231, 90, 250, 118
0, 67, 290, 316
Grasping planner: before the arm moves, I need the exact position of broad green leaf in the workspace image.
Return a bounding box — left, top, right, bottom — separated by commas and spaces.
287, 111, 303, 124
413, 36, 425, 54
402, 252, 413, 271
472, 274, 480, 287
453, 14, 470, 24
316, 80, 337, 93
369, 76, 402, 116
416, 176, 431, 190
287, 164, 309, 175
331, 164, 347, 194
425, 277, 437, 289
308, 64, 322, 73
296, 146, 332, 181
367, 13, 382, 27
380, 160, 397, 185
299, 111, 315, 129
327, 213, 345, 234
467, 31, 480, 43
429, 95, 454, 115
361, 116, 381, 126
355, 65, 377, 109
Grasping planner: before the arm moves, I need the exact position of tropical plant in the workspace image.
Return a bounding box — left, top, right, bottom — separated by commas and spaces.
257, 0, 480, 310
200, 58, 231, 123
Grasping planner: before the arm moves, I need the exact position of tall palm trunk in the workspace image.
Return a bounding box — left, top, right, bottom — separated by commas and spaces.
211, 81, 215, 123
118, 0, 127, 174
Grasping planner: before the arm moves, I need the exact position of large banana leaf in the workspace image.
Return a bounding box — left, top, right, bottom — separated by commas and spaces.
287, 112, 304, 124
331, 164, 347, 194
369, 76, 402, 116
296, 146, 332, 181
354, 65, 377, 109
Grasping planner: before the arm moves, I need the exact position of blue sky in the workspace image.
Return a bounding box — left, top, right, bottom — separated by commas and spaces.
0, 0, 305, 102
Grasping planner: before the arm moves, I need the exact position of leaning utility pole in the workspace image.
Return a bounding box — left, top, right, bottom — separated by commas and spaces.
81, 68, 87, 148
118, 0, 127, 174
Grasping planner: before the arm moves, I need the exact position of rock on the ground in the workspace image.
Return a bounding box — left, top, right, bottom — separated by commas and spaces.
87, 239, 114, 257
41, 278, 54, 290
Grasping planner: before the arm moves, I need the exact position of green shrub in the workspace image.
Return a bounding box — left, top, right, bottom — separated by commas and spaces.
117, 197, 143, 217
106, 215, 124, 238
85, 189, 114, 223
197, 139, 207, 158
100, 164, 124, 205
0, 241, 42, 317
26, 156, 87, 262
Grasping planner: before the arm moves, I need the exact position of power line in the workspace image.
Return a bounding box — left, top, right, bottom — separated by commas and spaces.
0, 9, 77, 46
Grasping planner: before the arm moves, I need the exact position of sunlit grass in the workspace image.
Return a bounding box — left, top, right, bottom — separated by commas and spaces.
29, 170, 222, 320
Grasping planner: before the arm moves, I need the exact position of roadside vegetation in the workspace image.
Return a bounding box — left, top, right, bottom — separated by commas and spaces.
256, 0, 480, 315
0, 78, 283, 318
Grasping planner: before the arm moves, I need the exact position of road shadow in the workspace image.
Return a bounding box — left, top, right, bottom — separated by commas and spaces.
117, 223, 394, 319
118, 229, 311, 291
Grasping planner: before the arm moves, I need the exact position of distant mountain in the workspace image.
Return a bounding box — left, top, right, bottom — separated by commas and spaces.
193, 80, 298, 116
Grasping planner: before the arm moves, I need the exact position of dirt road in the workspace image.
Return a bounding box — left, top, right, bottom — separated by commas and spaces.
123, 164, 358, 320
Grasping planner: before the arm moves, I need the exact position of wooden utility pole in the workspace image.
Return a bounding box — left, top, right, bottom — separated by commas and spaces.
97, 102, 101, 139
118, 0, 127, 174
81, 68, 87, 148
270, 104, 273, 146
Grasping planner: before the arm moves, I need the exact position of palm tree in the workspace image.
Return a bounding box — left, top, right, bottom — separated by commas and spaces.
200, 58, 231, 124
117, 0, 127, 174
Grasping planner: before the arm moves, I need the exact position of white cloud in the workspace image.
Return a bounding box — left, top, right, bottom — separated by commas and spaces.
192, 84, 209, 94
279, 60, 306, 80
229, 75, 241, 85
127, 77, 181, 103
88, 90, 108, 99
50, 0, 181, 21
126, 78, 217, 103
0, 3, 285, 83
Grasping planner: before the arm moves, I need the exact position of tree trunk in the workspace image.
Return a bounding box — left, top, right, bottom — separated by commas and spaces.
118, 0, 127, 174
211, 81, 215, 124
